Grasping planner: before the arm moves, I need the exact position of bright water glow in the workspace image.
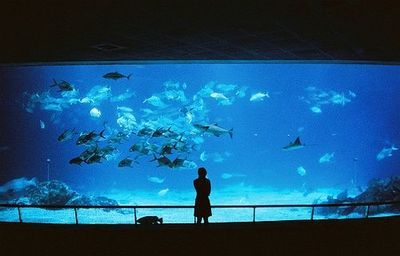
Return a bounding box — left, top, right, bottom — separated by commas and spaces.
0, 62, 399, 223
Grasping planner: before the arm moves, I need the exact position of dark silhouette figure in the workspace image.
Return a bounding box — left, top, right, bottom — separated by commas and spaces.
194, 167, 211, 224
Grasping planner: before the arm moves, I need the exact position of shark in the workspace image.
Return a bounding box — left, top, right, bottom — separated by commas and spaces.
283, 137, 305, 151
193, 123, 233, 139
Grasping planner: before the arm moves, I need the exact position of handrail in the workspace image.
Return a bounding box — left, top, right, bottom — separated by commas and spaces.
1, 200, 400, 209
1, 201, 399, 224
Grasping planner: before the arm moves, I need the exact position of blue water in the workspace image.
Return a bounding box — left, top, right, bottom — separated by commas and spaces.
0, 62, 399, 204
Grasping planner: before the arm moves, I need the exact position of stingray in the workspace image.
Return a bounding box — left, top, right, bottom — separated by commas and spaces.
283, 137, 305, 151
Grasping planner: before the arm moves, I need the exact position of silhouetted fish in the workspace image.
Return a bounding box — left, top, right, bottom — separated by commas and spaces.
103, 72, 132, 80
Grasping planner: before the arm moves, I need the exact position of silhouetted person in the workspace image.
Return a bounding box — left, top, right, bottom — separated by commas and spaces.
194, 167, 211, 224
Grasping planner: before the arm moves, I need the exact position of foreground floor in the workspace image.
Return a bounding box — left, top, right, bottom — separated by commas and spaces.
1, 217, 399, 256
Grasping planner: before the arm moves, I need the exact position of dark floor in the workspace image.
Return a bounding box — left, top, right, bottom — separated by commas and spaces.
1, 217, 399, 256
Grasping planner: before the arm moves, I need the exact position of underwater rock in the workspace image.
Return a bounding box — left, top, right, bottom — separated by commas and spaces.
26, 180, 78, 205
67, 195, 128, 214
319, 176, 400, 216
67, 195, 114, 207
0, 178, 124, 213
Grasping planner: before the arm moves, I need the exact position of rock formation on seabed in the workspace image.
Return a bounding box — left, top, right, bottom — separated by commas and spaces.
0, 177, 124, 213
319, 176, 400, 216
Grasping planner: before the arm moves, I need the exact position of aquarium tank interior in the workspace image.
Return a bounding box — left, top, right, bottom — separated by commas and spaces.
0, 62, 399, 224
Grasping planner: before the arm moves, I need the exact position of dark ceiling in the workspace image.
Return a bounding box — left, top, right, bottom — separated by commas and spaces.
1, 0, 400, 63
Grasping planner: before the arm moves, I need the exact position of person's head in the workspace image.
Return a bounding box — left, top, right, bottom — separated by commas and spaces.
198, 167, 207, 178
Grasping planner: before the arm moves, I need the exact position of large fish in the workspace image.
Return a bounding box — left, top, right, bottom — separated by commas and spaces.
151, 154, 173, 168
58, 128, 77, 142
50, 79, 75, 92
103, 72, 132, 80
376, 145, 398, 161
250, 92, 269, 102
118, 157, 135, 168
76, 130, 105, 145
193, 123, 233, 139
319, 152, 335, 163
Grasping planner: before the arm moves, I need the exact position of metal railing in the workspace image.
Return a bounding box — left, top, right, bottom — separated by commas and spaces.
1, 201, 400, 224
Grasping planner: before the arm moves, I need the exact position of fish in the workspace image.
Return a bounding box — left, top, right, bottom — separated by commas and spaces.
348, 90, 357, 98
330, 93, 351, 106
235, 86, 248, 98
221, 173, 246, 179
151, 154, 173, 168
103, 72, 132, 80
376, 145, 399, 161
210, 92, 229, 101
50, 79, 75, 92
69, 156, 85, 166
79, 97, 94, 104
193, 123, 233, 139
118, 157, 134, 168
283, 137, 305, 151
85, 86, 112, 104
158, 188, 169, 196
200, 151, 208, 161
250, 92, 269, 102
319, 152, 335, 163
84, 154, 103, 164
42, 103, 63, 112
116, 112, 137, 132
110, 90, 136, 102
117, 106, 134, 112
89, 107, 102, 118
181, 160, 197, 169
137, 127, 154, 137
152, 127, 172, 138
98, 145, 119, 159
310, 106, 322, 113
76, 130, 106, 145
297, 166, 307, 176
129, 142, 156, 155
58, 128, 77, 142
171, 157, 186, 168
159, 143, 176, 155
143, 95, 168, 108
108, 131, 129, 144
39, 120, 45, 129
147, 176, 165, 184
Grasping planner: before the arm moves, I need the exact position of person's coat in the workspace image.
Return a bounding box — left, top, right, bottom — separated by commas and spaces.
194, 177, 212, 217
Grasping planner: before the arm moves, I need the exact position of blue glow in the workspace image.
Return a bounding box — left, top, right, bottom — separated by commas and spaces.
0, 62, 399, 223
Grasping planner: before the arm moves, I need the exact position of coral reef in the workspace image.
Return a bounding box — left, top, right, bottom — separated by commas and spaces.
319, 176, 400, 216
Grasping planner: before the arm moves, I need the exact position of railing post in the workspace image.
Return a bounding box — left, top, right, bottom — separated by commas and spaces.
252, 207, 256, 223
311, 206, 315, 221
74, 208, 78, 224
134, 207, 137, 225
17, 207, 22, 223
365, 205, 370, 218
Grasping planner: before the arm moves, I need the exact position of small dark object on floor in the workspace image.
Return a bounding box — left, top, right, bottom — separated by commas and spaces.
137, 216, 163, 225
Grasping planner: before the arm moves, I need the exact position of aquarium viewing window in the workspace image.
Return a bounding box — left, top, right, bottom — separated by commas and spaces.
0, 61, 399, 224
